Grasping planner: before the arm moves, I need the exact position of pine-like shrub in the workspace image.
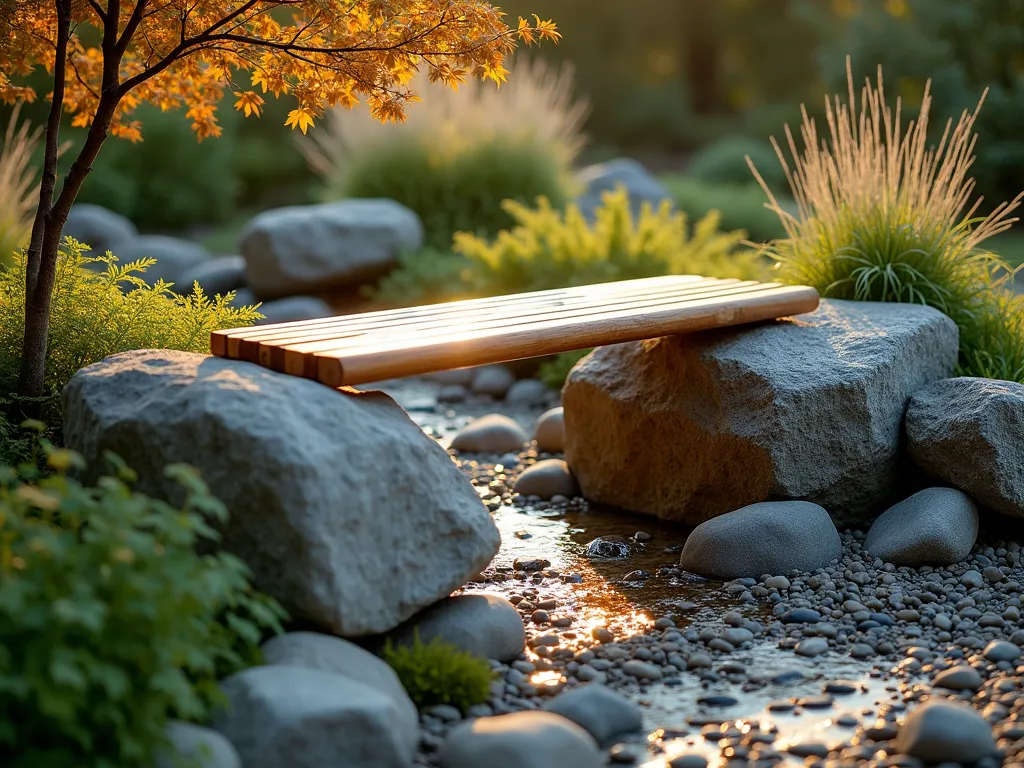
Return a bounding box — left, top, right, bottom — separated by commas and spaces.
381, 633, 494, 714
0, 446, 286, 768
0, 239, 261, 423
750, 59, 1024, 382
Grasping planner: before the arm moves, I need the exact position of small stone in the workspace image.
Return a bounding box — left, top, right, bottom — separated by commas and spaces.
697, 695, 738, 707
507, 378, 551, 405
534, 407, 566, 453
669, 755, 708, 768
542, 685, 643, 743
155, 722, 240, 768
863, 488, 978, 566
470, 365, 516, 397
795, 638, 829, 657
782, 608, 822, 624
932, 665, 983, 692
514, 459, 579, 500
982, 640, 1020, 662
451, 414, 529, 454
893, 701, 996, 764
592, 627, 614, 644
388, 594, 525, 662
622, 660, 662, 681
438, 711, 603, 768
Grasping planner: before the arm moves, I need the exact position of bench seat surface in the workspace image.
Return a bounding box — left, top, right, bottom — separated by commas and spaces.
210, 275, 820, 387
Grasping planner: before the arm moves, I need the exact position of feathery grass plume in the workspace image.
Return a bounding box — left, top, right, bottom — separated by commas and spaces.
749, 57, 1024, 381
299, 56, 590, 248
0, 103, 43, 268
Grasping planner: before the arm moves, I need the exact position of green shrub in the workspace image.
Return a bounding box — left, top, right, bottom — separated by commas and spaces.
323, 135, 572, 250
753, 60, 1024, 382
686, 135, 788, 191
659, 174, 791, 244
538, 349, 591, 390
0, 238, 262, 423
381, 633, 494, 714
76, 102, 241, 231
452, 186, 764, 296
0, 446, 286, 768
369, 246, 473, 308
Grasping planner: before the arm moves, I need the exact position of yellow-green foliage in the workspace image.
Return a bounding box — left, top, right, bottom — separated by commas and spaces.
454, 185, 765, 295
0, 238, 261, 418
751, 60, 1024, 382
0, 444, 285, 768
381, 633, 494, 714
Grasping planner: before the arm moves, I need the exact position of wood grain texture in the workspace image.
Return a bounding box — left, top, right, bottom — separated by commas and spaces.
209, 276, 820, 387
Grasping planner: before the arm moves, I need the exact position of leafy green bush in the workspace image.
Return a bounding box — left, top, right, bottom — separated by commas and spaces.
754, 60, 1024, 382
381, 633, 494, 714
686, 135, 788, 190
452, 186, 764, 295
0, 238, 262, 423
322, 134, 572, 250
659, 174, 791, 244
0, 446, 286, 768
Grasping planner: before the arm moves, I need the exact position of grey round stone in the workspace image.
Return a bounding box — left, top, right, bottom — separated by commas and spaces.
471, 365, 516, 397
507, 378, 551, 405
893, 701, 995, 764
863, 487, 978, 566
932, 665, 983, 692
438, 711, 603, 768
534, 407, 566, 453
388, 594, 525, 662
514, 459, 579, 500
451, 414, 529, 454
155, 721, 240, 768
542, 684, 643, 743
982, 640, 1020, 662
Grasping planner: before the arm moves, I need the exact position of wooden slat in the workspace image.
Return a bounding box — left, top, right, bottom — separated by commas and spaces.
211, 274, 700, 358
243, 276, 736, 367
277, 280, 783, 378
315, 284, 819, 386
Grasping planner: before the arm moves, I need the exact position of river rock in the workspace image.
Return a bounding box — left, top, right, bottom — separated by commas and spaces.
438, 711, 603, 768
61, 350, 499, 636
906, 377, 1024, 517
388, 594, 525, 662
893, 701, 995, 764
259, 631, 418, 754
173, 255, 247, 296
239, 199, 423, 299
534, 407, 565, 453
63, 203, 137, 256
212, 665, 414, 768
115, 235, 210, 286
514, 459, 579, 500
470, 365, 516, 397
153, 722, 240, 768
573, 158, 674, 222
542, 684, 643, 743
679, 501, 841, 579
451, 414, 529, 454
863, 487, 978, 566
563, 300, 958, 527
255, 296, 334, 325
507, 378, 551, 405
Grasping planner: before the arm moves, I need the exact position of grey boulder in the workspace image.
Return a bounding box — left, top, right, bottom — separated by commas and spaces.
388, 593, 525, 662
260, 631, 418, 754
679, 501, 842, 579
541, 684, 643, 743
173, 255, 247, 297
153, 721, 240, 768
63, 203, 137, 256
573, 158, 674, 222
113, 235, 210, 286
534, 407, 565, 453
451, 414, 529, 454
255, 296, 334, 325
506, 378, 551, 405
563, 300, 959, 527
438, 711, 603, 768
212, 665, 415, 768
893, 701, 995, 764
470, 364, 516, 398
61, 350, 500, 636
239, 199, 423, 299
906, 377, 1024, 517
864, 487, 978, 566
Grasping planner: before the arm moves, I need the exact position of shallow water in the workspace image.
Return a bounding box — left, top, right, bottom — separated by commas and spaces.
373, 378, 900, 763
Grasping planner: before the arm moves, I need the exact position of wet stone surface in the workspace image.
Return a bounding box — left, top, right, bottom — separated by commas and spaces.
363, 376, 1024, 768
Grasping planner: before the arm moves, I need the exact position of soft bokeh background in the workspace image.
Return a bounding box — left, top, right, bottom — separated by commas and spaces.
3, 0, 1023, 266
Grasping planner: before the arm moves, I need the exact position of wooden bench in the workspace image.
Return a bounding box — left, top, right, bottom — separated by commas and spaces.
210, 275, 820, 388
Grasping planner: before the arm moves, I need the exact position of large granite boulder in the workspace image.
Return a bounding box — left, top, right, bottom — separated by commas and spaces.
238, 199, 423, 299
563, 300, 959, 527
572, 158, 674, 222
173, 255, 247, 297
62, 350, 500, 636
63, 203, 137, 256
906, 377, 1024, 518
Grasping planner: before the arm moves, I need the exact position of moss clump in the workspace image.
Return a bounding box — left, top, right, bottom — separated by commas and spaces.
381, 633, 494, 714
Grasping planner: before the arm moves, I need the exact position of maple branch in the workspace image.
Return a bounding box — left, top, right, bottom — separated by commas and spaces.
87, 0, 107, 22
115, 0, 149, 55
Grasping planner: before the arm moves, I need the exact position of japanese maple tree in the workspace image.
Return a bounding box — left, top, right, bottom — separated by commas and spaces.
0, 1, 558, 400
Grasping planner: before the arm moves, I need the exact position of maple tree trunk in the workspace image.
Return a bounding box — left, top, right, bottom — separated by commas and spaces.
18, 1, 118, 403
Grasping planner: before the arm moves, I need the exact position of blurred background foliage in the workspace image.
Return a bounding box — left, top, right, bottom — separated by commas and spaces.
1, 0, 1022, 260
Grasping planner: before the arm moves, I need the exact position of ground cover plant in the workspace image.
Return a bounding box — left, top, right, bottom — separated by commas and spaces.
0, 444, 286, 768
381, 633, 494, 714
751, 59, 1024, 382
